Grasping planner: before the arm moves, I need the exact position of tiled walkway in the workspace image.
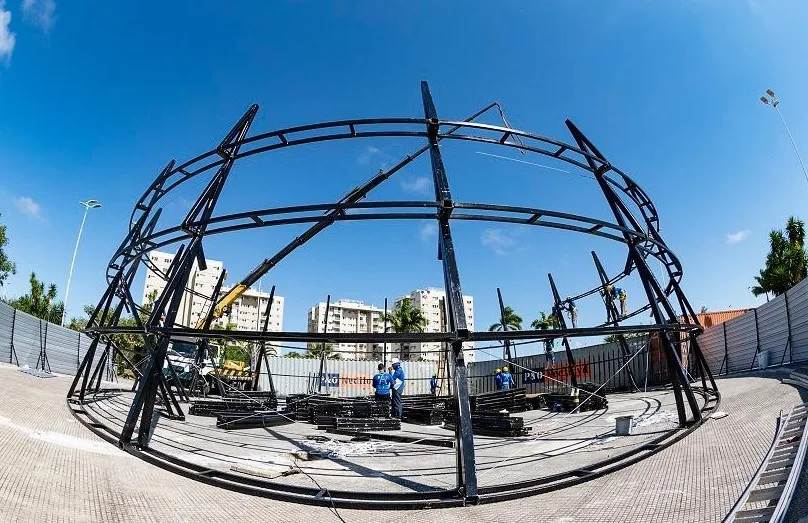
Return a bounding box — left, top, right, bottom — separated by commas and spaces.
0, 364, 802, 522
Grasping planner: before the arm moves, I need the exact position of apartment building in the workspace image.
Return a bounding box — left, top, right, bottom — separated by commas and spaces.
142, 250, 225, 328
142, 251, 284, 334
392, 288, 475, 363
307, 300, 385, 360
216, 285, 284, 333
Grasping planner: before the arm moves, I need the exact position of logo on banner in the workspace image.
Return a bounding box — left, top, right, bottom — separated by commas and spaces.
318, 373, 340, 387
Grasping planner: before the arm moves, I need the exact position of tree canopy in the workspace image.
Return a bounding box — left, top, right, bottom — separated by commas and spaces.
530, 311, 556, 330
0, 212, 15, 287
383, 298, 427, 334
7, 272, 63, 324
752, 216, 807, 297
306, 342, 341, 359
489, 306, 522, 331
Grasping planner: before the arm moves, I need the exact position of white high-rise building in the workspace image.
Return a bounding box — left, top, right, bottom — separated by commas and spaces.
307, 300, 385, 360
392, 288, 475, 363
216, 285, 284, 333
142, 250, 225, 328
142, 251, 284, 333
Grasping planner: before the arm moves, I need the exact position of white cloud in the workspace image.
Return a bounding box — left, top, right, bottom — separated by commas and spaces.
0, 2, 16, 63
400, 176, 432, 195
14, 196, 42, 219
725, 229, 750, 245
357, 146, 385, 166
419, 223, 437, 242
481, 228, 518, 255
22, 0, 55, 33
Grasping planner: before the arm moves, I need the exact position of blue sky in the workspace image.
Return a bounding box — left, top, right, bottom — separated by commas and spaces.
1, 1, 807, 358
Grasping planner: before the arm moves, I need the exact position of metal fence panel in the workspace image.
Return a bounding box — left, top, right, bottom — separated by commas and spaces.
724, 311, 757, 374
789, 278, 808, 363
0, 302, 96, 375
698, 322, 725, 374
757, 293, 789, 367
258, 357, 437, 397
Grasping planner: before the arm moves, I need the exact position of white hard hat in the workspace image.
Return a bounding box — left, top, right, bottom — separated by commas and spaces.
392, 358, 400, 364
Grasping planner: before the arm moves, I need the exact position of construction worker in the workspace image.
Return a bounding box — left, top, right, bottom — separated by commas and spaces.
390, 359, 405, 419
545, 338, 555, 368
566, 297, 578, 328
500, 366, 515, 390
494, 368, 503, 390
430, 374, 439, 396
618, 288, 627, 318
372, 363, 392, 403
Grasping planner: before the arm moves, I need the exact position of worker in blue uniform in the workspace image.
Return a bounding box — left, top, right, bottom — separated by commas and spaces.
430, 374, 439, 396
372, 363, 392, 416
500, 366, 515, 390
390, 359, 405, 419
494, 368, 503, 390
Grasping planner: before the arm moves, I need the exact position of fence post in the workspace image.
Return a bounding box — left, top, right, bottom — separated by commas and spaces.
722, 322, 729, 375
9, 308, 17, 366
750, 309, 761, 372
783, 290, 793, 365
76, 333, 81, 371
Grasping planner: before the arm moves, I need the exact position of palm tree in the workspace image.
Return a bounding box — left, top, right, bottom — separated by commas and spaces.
306, 342, 341, 360
383, 298, 427, 361
286, 351, 302, 358
489, 306, 522, 332
530, 311, 556, 330
753, 217, 808, 297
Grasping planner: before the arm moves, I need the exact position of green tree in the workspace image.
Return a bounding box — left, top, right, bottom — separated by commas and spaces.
306, 342, 341, 360
752, 216, 808, 297
603, 332, 644, 343
8, 272, 63, 323
382, 298, 427, 360
67, 304, 97, 331
530, 311, 556, 330
489, 306, 522, 331
0, 212, 15, 287
286, 351, 302, 358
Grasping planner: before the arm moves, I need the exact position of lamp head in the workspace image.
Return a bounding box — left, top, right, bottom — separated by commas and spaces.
80, 199, 102, 209
760, 96, 769, 105
766, 89, 775, 97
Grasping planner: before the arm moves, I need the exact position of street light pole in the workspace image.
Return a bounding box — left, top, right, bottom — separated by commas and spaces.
760, 89, 808, 186
62, 199, 102, 326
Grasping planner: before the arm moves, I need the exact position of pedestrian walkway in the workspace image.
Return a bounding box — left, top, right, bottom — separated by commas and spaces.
0, 364, 802, 522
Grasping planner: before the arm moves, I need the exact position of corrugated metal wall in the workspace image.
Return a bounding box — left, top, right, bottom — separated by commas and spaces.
258, 357, 438, 397
698, 276, 808, 375
467, 336, 652, 395
0, 301, 102, 376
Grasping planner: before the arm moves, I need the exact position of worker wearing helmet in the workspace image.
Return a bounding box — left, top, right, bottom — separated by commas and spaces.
430, 374, 439, 396
494, 368, 503, 390
390, 359, 405, 419
618, 289, 628, 318
500, 366, 515, 390
372, 363, 393, 416
566, 296, 578, 329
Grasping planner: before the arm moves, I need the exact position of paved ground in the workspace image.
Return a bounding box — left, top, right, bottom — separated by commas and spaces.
81, 385, 685, 493
0, 363, 804, 522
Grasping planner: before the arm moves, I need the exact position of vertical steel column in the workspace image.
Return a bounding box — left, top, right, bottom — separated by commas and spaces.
120, 104, 258, 448
750, 309, 762, 371
547, 274, 578, 388
318, 295, 331, 394
496, 288, 514, 363
421, 81, 477, 501
9, 308, 17, 366
566, 120, 700, 426
590, 252, 638, 391
383, 298, 388, 365
721, 322, 729, 374
783, 291, 793, 365
252, 285, 276, 391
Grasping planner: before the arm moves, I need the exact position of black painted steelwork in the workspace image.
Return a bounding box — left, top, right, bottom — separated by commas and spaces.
67, 81, 718, 508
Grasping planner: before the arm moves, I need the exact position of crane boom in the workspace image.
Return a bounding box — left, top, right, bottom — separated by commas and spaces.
204, 101, 504, 325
